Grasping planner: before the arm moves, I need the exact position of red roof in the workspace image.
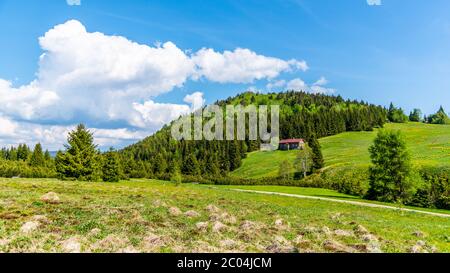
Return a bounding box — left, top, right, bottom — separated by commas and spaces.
279, 139, 305, 144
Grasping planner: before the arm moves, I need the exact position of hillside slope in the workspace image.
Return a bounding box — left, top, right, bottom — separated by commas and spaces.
120, 91, 386, 179
231, 122, 450, 179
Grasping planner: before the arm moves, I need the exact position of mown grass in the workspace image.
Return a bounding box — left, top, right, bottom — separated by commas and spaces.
0, 178, 449, 253
231, 122, 450, 179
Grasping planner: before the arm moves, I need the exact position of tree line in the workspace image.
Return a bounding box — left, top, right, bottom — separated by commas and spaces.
389, 103, 450, 124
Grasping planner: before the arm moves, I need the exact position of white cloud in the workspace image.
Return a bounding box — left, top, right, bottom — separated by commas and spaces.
192, 48, 307, 83
0, 20, 307, 129
0, 20, 311, 148
367, 0, 381, 6
183, 92, 205, 111
283, 77, 336, 94
0, 116, 17, 137
286, 78, 308, 91
266, 80, 286, 91
132, 101, 191, 129
67, 0, 81, 6
310, 85, 336, 94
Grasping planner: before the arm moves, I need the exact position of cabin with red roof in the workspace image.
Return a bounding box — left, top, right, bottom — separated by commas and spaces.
279, 139, 305, 151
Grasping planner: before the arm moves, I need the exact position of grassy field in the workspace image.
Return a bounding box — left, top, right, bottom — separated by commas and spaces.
218, 185, 450, 215
231, 122, 450, 179
0, 178, 449, 253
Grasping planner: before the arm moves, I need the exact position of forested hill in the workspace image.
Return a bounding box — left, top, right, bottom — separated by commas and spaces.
120, 91, 387, 179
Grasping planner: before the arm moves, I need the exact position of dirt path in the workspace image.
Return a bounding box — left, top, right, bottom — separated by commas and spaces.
226, 188, 450, 218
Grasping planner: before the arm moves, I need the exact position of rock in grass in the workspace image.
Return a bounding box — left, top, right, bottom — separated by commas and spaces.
221, 213, 237, 225
354, 225, 369, 235
240, 220, 256, 231
118, 246, 139, 253
0, 239, 9, 247
413, 231, 425, 238
61, 237, 81, 253
196, 222, 209, 232
168, 207, 182, 216
334, 229, 353, 237
361, 234, 378, 242
40, 192, 60, 204
266, 236, 295, 253
323, 240, 353, 253
410, 244, 423, 253
184, 210, 200, 218
20, 221, 40, 234
143, 233, 172, 252
212, 221, 227, 233
220, 239, 237, 249
366, 241, 382, 253
274, 218, 289, 230
89, 228, 101, 237
206, 205, 220, 213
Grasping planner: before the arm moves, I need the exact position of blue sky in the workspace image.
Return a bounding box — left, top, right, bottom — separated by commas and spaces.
1, 0, 450, 149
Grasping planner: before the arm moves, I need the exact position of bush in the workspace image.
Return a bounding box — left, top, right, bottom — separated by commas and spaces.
0, 160, 57, 178
408, 166, 450, 209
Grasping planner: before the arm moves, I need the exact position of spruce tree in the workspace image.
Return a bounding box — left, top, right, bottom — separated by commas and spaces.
182, 153, 200, 176
309, 135, 324, 172
102, 148, 120, 182
409, 109, 422, 122
55, 124, 101, 181
30, 143, 45, 167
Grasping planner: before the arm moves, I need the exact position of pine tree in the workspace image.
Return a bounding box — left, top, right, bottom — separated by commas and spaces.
309, 135, 324, 172
55, 124, 101, 181
102, 148, 120, 182
17, 144, 30, 161
182, 153, 200, 176
409, 109, 422, 122
30, 143, 45, 167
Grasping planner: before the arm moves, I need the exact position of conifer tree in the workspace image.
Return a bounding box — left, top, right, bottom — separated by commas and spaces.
309, 135, 324, 171
30, 143, 45, 167
102, 148, 120, 182
182, 153, 201, 176
55, 124, 101, 181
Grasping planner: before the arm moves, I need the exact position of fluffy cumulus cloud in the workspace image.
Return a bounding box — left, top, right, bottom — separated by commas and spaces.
0, 20, 310, 149
193, 48, 308, 83
367, 0, 382, 6
183, 92, 206, 111
286, 78, 308, 91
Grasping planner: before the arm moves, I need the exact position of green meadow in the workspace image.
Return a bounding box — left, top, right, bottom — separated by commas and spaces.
231, 122, 450, 179
0, 178, 449, 253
